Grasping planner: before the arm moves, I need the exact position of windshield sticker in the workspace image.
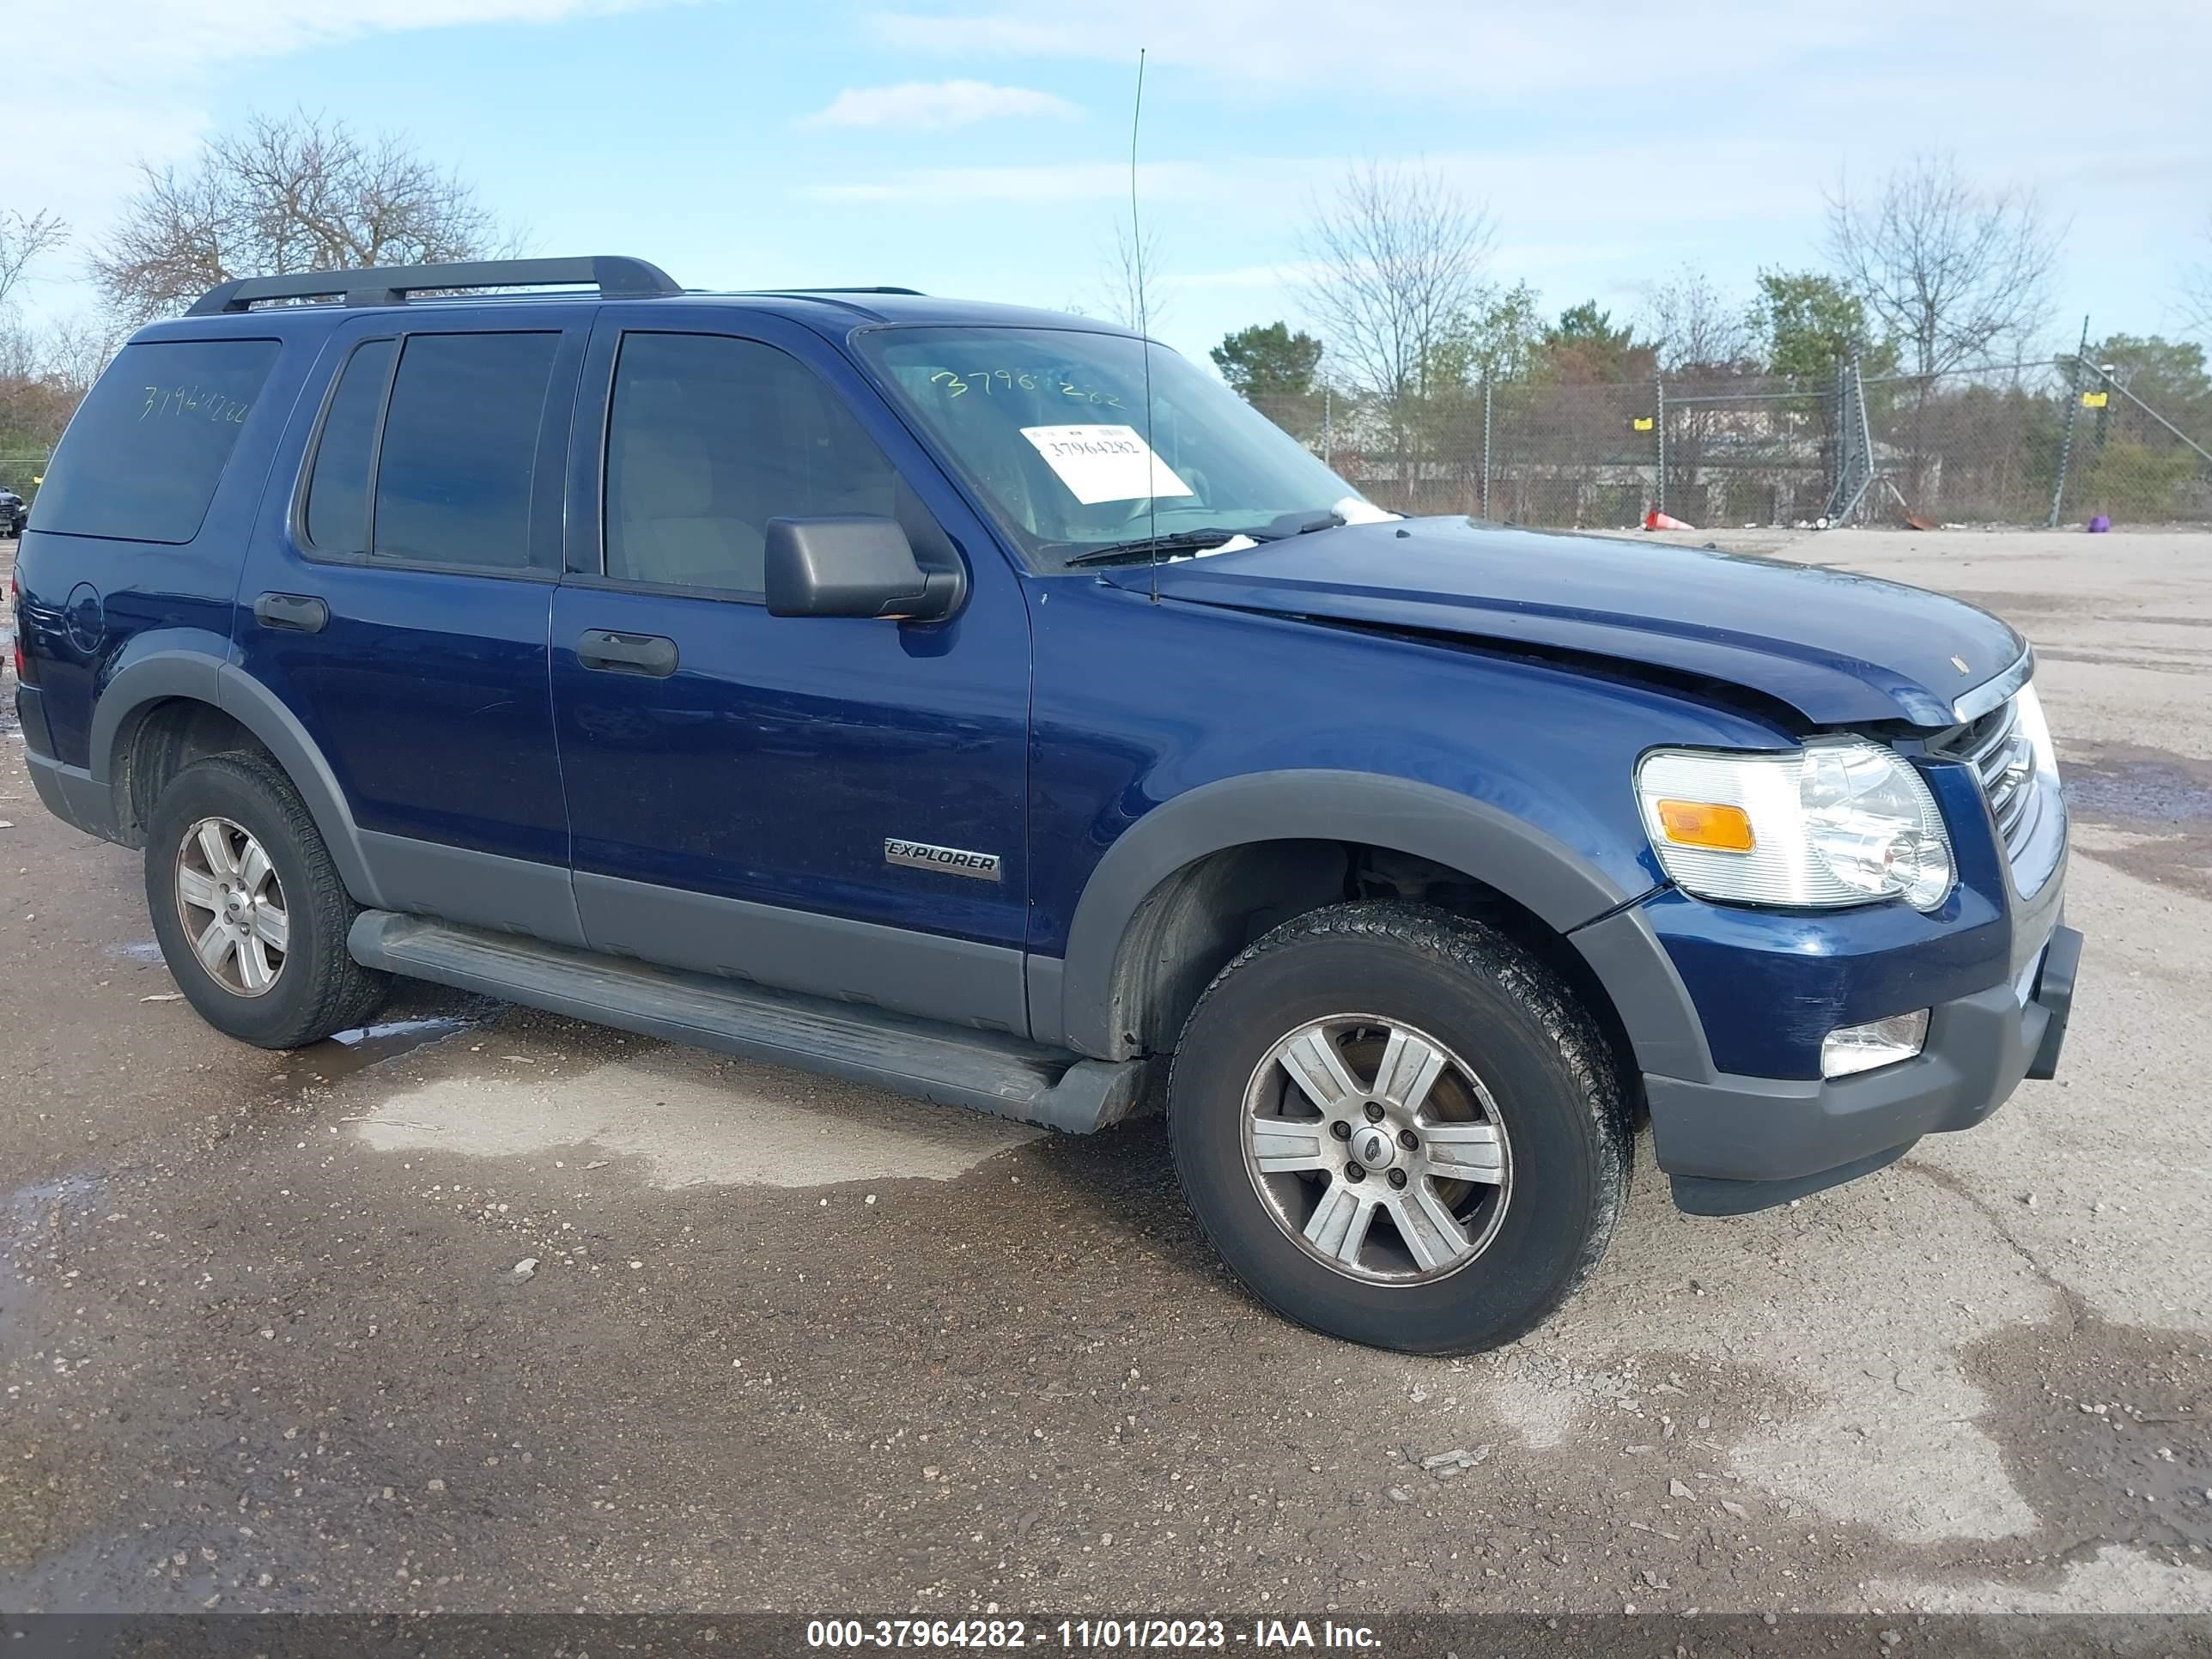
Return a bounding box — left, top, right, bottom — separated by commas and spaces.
1333, 495, 1398, 525
1021, 425, 1196, 506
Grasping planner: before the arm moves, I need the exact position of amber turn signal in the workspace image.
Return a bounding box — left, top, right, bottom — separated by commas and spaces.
1654, 799, 1756, 852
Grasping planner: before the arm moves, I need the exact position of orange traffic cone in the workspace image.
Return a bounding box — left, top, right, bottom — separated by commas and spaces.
1644, 509, 1695, 532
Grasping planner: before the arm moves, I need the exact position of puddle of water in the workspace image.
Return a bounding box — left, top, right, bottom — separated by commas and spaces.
349, 1046, 1037, 1188
2060, 742, 2212, 900
283, 1008, 488, 1086
0, 1527, 216, 1613
2067, 762, 2212, 826
6, 1171, 106, 1233
3, 1172, 106, 1352
100, 939, 167, 965
1874, 1546, 2212, 1613
1961, 1307, 2212, 1561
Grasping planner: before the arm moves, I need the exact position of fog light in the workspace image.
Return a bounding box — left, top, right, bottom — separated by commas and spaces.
1821, 1011, 1929, 1079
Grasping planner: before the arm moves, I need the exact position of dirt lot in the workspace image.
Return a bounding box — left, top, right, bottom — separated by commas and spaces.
2, 526, 2209, 1617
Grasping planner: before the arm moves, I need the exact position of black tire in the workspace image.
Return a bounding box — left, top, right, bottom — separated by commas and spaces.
1167, 901, 1630, 1355
145, 752, 388, 1048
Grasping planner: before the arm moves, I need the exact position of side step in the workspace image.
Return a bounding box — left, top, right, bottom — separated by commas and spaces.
347, 912, 1148, 1134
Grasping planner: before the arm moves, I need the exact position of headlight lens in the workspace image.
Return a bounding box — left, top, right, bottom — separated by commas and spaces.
2013, 681, 2060, 790
1637, 740, 1954, 911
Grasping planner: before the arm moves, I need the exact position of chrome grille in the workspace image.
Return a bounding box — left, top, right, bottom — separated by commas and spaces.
1934, 693, 2055, 888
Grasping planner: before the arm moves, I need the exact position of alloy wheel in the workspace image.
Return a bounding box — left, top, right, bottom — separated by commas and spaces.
1241, 1014, 1511, 1284
173, 816, 290, 997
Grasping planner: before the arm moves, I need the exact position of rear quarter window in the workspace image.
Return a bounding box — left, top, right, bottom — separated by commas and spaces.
33, 338, 281, 544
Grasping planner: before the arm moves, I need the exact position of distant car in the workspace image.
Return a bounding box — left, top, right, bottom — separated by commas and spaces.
0, 489, 25, 537
12, 254, 2081, 1355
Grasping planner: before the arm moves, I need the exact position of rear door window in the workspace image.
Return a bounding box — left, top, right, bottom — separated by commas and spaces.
372, 331, 559, 569
33, 338, 279, 544
301, 338, 396, 555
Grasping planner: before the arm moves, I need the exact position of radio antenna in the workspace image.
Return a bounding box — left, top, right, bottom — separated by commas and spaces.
1129, 47, 1160, 603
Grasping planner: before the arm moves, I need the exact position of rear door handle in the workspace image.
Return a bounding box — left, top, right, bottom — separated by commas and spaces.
577, 629, 679, 678
252, 592, 329, 633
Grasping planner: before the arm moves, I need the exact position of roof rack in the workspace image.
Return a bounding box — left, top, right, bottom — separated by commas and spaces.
186, 256, 683, 316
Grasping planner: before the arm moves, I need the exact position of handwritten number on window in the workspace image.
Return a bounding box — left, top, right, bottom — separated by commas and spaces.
137, 381, 253, 423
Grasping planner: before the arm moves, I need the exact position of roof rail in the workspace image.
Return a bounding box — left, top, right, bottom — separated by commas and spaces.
185, 256, 683, 316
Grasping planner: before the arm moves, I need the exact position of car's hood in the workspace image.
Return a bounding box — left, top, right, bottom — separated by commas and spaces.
1102, 519, 2023, 728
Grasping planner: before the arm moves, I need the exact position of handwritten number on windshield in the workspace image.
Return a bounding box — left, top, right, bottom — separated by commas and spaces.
927, 368, 1121, 409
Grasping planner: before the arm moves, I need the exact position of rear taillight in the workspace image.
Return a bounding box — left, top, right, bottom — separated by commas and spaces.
8, 573, 28, 684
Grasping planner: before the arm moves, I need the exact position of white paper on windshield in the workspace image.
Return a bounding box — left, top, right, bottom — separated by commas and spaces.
1021, 424, 1195, 505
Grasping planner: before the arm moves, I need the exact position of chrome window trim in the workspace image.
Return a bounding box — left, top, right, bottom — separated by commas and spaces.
1952, 645, 2035, 725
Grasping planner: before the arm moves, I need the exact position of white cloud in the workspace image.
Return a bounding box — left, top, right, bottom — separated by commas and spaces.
802, 79, 1080, 130
867, 0, 2212, 110
865, 0, 1862, 94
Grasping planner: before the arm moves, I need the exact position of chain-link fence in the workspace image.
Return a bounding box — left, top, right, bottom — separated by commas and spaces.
0, 446, 52, 499
1253, 357, 2212, 531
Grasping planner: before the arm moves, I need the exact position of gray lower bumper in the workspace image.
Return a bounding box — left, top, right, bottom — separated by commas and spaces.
27, 750, 123, 842
1653, 925, 2081, 1217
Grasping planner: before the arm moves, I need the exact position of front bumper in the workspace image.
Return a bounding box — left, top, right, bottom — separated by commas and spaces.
1651, 923, 2081, 1216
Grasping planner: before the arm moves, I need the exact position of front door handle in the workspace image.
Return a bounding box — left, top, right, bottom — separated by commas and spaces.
577, 629, 679, 678
252, 592, 329, 634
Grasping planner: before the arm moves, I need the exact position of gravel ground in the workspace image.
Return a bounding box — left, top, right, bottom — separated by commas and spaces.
2, 526, 2208, 1617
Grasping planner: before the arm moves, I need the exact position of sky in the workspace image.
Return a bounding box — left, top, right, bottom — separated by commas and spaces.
7, 0, 2209, 369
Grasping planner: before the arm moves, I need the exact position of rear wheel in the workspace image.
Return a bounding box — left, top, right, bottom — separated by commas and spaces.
1168, 901, 1629, 1354
146, 754, 387, 1048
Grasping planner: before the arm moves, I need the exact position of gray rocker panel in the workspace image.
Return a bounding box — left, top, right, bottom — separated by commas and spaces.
349, 911, 1146, 1134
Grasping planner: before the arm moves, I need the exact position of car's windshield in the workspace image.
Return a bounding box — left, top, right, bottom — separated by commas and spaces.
856, 325, 1381, 571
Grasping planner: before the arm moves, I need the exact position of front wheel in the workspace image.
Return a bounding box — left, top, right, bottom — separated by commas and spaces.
145, 753, 388, 1048
1168, 902, 1630, 1354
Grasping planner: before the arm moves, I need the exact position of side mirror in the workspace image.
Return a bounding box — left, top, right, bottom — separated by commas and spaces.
763, 515, 963, 621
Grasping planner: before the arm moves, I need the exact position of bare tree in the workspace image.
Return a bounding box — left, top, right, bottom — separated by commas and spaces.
1297, 161, 1492, 510
1826, 153, 2062, 381
1639, 264, 1757, 517
2185, 211, 2212, 342
1297, 160, 1493, 408
0, 210, 69, 311
0, 313, 115, 475
1641, 264, 1753, 375
1097, 219, 1170, 332
90, 111, 514, 326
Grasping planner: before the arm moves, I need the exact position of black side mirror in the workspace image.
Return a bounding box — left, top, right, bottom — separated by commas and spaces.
763, 516, 963, 621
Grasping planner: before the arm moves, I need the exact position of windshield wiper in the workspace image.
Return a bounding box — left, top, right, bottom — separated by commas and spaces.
1060, 510, 1346, 568
1061, 529, 1256, 568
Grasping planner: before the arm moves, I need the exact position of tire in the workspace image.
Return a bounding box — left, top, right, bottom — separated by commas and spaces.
1167, 901, 1630, 1354
145, 752, 388, 1048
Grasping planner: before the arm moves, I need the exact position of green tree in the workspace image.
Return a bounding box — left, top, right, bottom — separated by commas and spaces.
1539, 301, 1655, 384
1210, 321, 1323, 399
1456, 281, 1545, 384
1749, 269, 1892, 384
2087, 333, 2212, 427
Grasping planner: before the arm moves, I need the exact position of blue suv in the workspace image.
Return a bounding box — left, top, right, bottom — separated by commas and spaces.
10, 257, 2079, 1353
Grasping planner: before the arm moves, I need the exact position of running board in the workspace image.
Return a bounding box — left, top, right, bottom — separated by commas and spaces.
346, 912, 1147, 1134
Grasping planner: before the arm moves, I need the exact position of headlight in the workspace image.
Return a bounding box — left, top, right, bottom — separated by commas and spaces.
2013, 681, 2060, 791
1636, 740, 1954, 911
